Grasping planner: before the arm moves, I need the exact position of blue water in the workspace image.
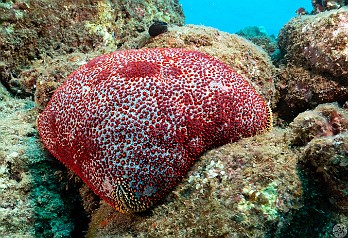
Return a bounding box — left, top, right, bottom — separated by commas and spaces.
180, 0, 312, 36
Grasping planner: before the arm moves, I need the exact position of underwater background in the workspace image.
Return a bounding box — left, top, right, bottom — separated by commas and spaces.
181, 0, 312, 35
1, 0, 348, 237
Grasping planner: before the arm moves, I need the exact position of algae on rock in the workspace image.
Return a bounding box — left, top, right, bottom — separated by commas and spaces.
0, 0, 184, 97
276, 7, 348, 120
86, 128, 303, 237
0, 83, 83, 237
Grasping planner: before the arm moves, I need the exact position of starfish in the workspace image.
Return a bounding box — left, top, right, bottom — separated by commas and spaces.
38, 48, 272, 213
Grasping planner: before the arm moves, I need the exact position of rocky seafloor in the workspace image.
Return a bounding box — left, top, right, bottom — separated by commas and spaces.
1, 0, 348, 237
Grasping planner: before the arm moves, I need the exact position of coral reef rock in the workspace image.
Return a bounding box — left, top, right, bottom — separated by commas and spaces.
0, 0, 184, 97
33, 51, 101, 109
86, 128, 303, 237
312, 0, 348, 12
301, 133, 348, 213
289, 102, 348, 213
236, 26, 279, 59
0, 83, 85, 237
276, 65, 348, 120
279, 7, 348, 78
276, 7, 348, 120
289, 103, 348, 146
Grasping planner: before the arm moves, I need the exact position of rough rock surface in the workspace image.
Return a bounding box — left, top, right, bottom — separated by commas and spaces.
289, 103, 348, 214
312, 0, 348, 12
277, 7, 348, 120
0, 83, 85, 237
289, 102, 348, 146
276, 65, 348, 120
279, 7, 348, 78
301, 133, 348, 213
0, 0, 184, 97
86, 128, 303, 237
236, 26, 279, 59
